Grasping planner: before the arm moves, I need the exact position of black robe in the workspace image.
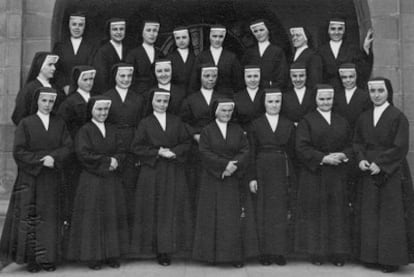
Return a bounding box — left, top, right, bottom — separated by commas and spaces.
233, 89, 265, 130
104, 88, 144, 228
294, 111, 353, 258
192, 121, 259, 262
67, 122, 128, 261
290, 48, 323, 89
167, 49, 196, 91
281, 88, 316, 125
53, 38, 96, 89
353, 105, 414, 265
129, 114, 193, 257
92, 42, 129, 94
125, 45, 162, 95
189, 49, 243, 96
318, 41, 373, 90
11, 80, 66, 126
242, 43, 288, 89
248, 114, 295, 256
0, 114, 72, 265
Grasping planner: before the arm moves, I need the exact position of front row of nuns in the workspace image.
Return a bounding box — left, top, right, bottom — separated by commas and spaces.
1, 77, 414, 273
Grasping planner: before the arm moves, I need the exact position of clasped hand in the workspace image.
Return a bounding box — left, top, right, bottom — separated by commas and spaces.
40, 155, 54, 168
322, 152, 348, 166
158, 147, 176, 159
359, 160, 380, 175
221, 160, 238, 179
109, 157, 118, 171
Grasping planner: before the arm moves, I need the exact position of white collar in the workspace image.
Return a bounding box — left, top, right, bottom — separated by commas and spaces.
158, 83, 171, 91
36, 76, 51, 87
317, 108, 331, 125
258, 40, 270, 56
210, 47, 223, 66
115, 86, 128, 102
329, 40, 342, 58
293, 44, 308, 61
110, 40, 123, 59
215, 118, 228, 139
153, 111, 167, 131
294, 87, 306, 104
36, 111, 50, 130
200, 88, 213, 105
373, 101, 390, 126
92, 118, 106, 137
70, 37, 82, 54
142, 42, 155, 64
77, 88, 90, 103
177, 48, 189, 62
265, 113, 279, 132
246, 87, 259, 102
344, 87, 357, 104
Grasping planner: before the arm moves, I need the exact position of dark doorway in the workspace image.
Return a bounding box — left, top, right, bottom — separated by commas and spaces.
52, 0, 368, 61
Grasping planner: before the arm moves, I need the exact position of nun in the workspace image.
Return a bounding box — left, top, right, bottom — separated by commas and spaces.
67, 96, 128, 270
233, 65, 265, 130
103, 63, 144, 230
192, 98, 259, 267
248, 88, 295, 266
130, 89, 193, 266
189, 24, 243, 96
0, 87, 72, 272
289, 26, 322, 88
281, 63, 316, 126
317, 18, 374, 90
167, 26, 196, 92
12, 52, 65, 125
295, 84, 352, 266
242, 19, 288, 89
53, 12, 96, 94
93, 18, 129, 94
353, 78, 414, 273
126, 20, 163, 94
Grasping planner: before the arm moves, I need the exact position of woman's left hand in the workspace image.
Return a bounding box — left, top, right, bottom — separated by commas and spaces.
369, 162, 381, 175
40, 155, 54, 168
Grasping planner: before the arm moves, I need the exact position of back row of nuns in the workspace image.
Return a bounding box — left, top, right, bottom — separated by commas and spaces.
48, 13, 374, 99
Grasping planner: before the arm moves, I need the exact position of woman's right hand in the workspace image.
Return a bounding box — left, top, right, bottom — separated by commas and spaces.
225, 160, 238, 173
359, 160, 370, 171
249, 180, 258, 193
193, 134, 200, 143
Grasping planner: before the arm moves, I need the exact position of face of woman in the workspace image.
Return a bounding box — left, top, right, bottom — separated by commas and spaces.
174, 33, 190, 49
291, 32, 307, 48
110, 24, 125, 43
37, 94, 55, 115
116, 70, 132, 89
340, 71, 357, 90
69, 18, 85, 38
142, 25, 159, 45
209, 30, 225, 49
39, 61, 56, 80
290, 71, 306, 89
244, 71, 260, 90
155, 64, 172, 85
328, 23, 345, 42
92, 105, 109, 123
215, 104, 234, 123
251, 25, 269, 43
77, 73, 94, 92
369, 84, 388, 107
201, 70, 217, 90
152, 94, 169, 113
265, 94, 282, 115
316, 91, 334, 112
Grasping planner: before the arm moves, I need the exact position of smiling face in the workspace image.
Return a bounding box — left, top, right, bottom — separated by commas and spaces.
110, 23, 125, 43
290, 70, 307, 89
115, 69, 133, 89
142, 24, 159, 45
201, 69, 217, 90
209, 30, 225, 49
155, 63, 172, 85
251, 24, 269, 43
340, 70, 357, 90
215, 104, 234, 123
174, 31, 190, 49
316, 90, 334, 112
37, 94, 56, 115
92, 103, 110, 123
328, 23, 345, 42
244, 70, 260, 90
152, 94, 169, 113
369, 83, 388, 107
264, 94, 282, 115
69, 17, 85, 38
291, 30, 307, 48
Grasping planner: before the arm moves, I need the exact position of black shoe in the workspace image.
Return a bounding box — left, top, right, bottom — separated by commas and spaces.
332, 260, 345, 267
88, 261, 102, 270
40, 263, 56, 271
232, 262, 244, 268
380, 265, 399, 273
310, 256, 323, 266
274, 255, 287, 266
157, 253, 171, 266
27, 263, 41, 273
259, 255, 272, 266
106, 259, 120, 268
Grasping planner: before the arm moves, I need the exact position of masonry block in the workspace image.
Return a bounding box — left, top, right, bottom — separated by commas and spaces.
403, 91, 414, 119
369, 0, 399, 17
6, 0, 22, 13
25, 0, 55, 15
6, 13, 22, 39
401, 42, 414, 68
401, 0, 414, 14
23, 14, 52, 39
0, 13, 6, 38
372, 39, 400, 67
5, 66, 21, 96
402, 14, 414, 43
22, 39, 51, 67
0, 0, 6, 12
372, 17, 399, 40
6, 40, 21, 66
